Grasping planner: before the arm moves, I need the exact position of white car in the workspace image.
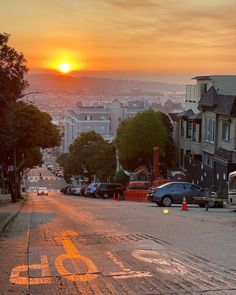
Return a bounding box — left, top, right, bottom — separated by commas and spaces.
73, 187, 82, 196
38, 187, 48, 196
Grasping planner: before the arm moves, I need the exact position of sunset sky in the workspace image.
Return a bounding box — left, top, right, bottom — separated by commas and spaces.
1, 0, 236, 76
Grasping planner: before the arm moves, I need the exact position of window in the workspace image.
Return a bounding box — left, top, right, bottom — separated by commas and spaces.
203, 152, 214, 167
186, 122, 192, 138
222, 122, 230, 141
180, 149, 184, 166
192, 124, 196, 142
204, 117, 215, 143
170, 183, 185, 192
200, 83, 207, 96
85, 115, 92, 121
184, 183, 200, 192
180, 121, 184, 137
199, 124, 202, 142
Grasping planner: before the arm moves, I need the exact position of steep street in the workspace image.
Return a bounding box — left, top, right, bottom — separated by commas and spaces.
0, 181, 236, 294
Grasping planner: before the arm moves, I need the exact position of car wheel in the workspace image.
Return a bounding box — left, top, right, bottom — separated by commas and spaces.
102, 193, 110, 199
156, 201, 162, 207
161, 196, 172, 207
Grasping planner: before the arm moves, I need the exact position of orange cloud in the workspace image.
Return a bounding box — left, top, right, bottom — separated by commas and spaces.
1, 0, 236, 73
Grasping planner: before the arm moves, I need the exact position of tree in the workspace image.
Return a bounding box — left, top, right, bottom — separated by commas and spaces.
0, 102, 61, 201
63, 131, 116, 182
0, 33, 28, 200
0, 33, 28, 107
0, 33, 61, 201
115, 109, 176, 178
159, 112, 177, 176
57, 153, 69, 167
114, 169, 129, 186
0, 32, 28, 160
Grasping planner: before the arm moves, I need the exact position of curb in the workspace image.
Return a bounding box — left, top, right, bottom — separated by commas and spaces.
0, 194, 28, 235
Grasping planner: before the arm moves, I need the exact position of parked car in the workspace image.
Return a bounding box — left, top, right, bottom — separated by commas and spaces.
127, 181, 151, 190
85, 183, 100, 197
73, 186, 83, 196
79, 184, 87, 196
148, 182, 208, 207
60, 185, 74, 195
94, 183, 123, 199
38, 187, 48, 196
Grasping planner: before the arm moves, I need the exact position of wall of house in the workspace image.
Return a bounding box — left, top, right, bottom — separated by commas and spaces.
184, 155, 214, 188
211, 76, 236, 95
104, 101, 124, 135
77, 120, 110, 135
217, 116, 236, 151
64, 112, 74, 152
185, 85, 199, 113
179, 120, 191, 148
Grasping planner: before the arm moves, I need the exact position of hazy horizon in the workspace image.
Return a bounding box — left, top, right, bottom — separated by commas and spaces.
28, 69, 235, 85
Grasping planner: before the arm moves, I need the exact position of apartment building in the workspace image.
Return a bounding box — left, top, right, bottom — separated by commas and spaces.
177, 75, 236, 194
64, 100, 150, 152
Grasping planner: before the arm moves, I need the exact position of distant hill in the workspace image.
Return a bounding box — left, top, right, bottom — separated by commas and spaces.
27, 73, 185, 94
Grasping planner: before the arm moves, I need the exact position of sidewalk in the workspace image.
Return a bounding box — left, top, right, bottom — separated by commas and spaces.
0, 194, 26, 233
223, 201, 236, 211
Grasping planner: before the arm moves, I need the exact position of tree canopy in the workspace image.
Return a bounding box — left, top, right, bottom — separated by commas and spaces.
61, 131, 116, 182
115, 109, 176, 177
0, 33, 61, 201
0, 33, 28, 111
0, 102, 61, 201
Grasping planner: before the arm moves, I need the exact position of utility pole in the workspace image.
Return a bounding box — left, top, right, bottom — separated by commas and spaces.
153, 147, 159, 186
13, 146, 17, 202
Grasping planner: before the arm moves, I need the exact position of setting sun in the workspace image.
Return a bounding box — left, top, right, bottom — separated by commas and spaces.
59, 63, 71, 74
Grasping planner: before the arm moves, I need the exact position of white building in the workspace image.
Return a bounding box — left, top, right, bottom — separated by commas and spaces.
64, 100, 150, 152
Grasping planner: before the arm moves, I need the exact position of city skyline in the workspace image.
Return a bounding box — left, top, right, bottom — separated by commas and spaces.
1, 0, 236, 76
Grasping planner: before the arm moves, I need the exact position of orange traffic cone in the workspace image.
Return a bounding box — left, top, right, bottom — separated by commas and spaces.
117, 193, 120, 201
112, 193, 116, 200
181, 196, 189, 211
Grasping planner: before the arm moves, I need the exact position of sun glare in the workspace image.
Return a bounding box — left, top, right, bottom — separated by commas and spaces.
59, 63, 71, 74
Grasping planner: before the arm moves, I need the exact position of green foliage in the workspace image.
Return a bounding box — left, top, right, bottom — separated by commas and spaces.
23, 147, 43, 170
57, 153, 69, 167
0, 33, 61, 200
13, 102, 61, 149
114, 169, 129, 186
0, 33, 28, 111
64, 131, 116, 182
116, 109, 168, 172
159, 112, 177, 176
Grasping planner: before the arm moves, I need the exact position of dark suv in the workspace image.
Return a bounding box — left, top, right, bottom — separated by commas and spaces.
94, 183, 123, 199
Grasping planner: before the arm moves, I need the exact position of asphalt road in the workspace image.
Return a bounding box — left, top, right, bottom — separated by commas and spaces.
0, 168, 236, 294
26, 166, 67, 193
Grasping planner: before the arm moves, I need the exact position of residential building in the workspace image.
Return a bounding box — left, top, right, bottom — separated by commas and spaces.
64, 107, 110, 152
177, 75, 236, 197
